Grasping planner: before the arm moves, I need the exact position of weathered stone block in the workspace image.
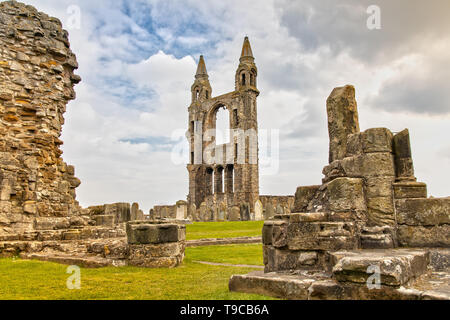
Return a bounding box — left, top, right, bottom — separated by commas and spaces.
366, 196, 395, 226
397, 225, 450, 247
365, 177, 394, 198
327, 85, 360, 163
293, 185, 320, 212
393, 129, 415, 179
341, 153, 395, 178
331, 249, 429, 286
346, 132, 363, 157
287, 221, 359, 251
328, 211, 356, 221
128, 242, 185, 268
327, 177, 366, 212
393, 182, 427, 199
396, 198, 450, 226
126, 222, 186, 244
361, 128, 393, 153
262, 220, 288, 247
63, 230, 80, 240
93, 215, 115, 227
360, 226, 396, 249
289, 212, 328, 223
262, 223, 273, 245
229, 271, 314, 300
265, 249, 319, 271
34, 217, 70, 230
105, 203, 131, 223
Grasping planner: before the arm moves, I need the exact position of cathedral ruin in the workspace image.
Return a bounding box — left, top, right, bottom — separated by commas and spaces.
0, 0, 448, 300
187, 37, 260, 221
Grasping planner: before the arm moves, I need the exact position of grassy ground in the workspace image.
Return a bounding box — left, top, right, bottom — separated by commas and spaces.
187, 244, 263, 266
0, 221, 268, 300
186, 221, 264, 240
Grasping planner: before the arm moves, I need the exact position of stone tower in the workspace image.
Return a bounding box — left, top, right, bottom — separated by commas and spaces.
187, 37, 260, 220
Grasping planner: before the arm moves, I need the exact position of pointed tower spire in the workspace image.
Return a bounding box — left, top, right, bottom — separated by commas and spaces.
240, 36, 254, 62
195, 55, 208, 79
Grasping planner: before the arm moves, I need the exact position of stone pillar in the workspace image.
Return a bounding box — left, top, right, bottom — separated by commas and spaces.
176, 200, 187, 220
326, 85, 360, 163
393, 129, 416, 182
126, 221, 186, 268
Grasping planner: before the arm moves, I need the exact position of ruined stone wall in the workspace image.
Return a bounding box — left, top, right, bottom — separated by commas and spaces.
0, 1, 82, 239
259, 195, 294, 219
151, 205, 177, 219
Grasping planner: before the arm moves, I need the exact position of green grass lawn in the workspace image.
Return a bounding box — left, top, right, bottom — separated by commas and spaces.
186, 221, 264, 240
187, 244, 263, 266
0, 244, 268, 300
0, 221, 269, 300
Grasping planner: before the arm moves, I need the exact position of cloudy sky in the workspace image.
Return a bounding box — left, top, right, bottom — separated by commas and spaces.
25, 0, 450, 212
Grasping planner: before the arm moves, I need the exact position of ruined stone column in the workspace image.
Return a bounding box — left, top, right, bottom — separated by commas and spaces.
393, 129, 416, 182
326, 85, 360, 163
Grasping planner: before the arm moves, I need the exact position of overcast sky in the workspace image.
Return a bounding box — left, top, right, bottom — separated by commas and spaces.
24, 0, 450, 212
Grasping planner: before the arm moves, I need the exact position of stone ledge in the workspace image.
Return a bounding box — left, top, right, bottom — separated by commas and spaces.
229, 271, 324, 300
397, 225, 450, 247
229, 269, 449, 300
393, 182, 427, 199
287, 221, 358, 251
396, 198, 450, 226
331, 249, 429, 286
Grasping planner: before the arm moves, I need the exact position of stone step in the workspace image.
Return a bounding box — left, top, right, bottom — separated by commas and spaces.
229, 270, 329, 300
229, 249, 449, 300
393, 182, 427, 199
229, 269, 449, 300
360, 226, 396, 249
330, 249, 429, 286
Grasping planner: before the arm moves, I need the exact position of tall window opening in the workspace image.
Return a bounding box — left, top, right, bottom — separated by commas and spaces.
206, 168, 213, 195
215, 106, 230, 145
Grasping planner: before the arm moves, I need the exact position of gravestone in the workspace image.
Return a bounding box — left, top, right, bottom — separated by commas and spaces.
254, 200, 263, 221
240, 202, 250, 221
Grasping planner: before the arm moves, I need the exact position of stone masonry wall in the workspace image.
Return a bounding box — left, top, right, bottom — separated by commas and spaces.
0, 1, 82, 239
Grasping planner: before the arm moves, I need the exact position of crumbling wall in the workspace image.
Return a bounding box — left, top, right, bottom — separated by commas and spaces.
0, 1, 82, 239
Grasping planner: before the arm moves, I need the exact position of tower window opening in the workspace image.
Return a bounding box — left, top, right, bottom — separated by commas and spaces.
215, 106, 230, 145
233, 109, 239, 126
241, 73, 246, 85
196, 90, 200, 100
206, 90, 209, 99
